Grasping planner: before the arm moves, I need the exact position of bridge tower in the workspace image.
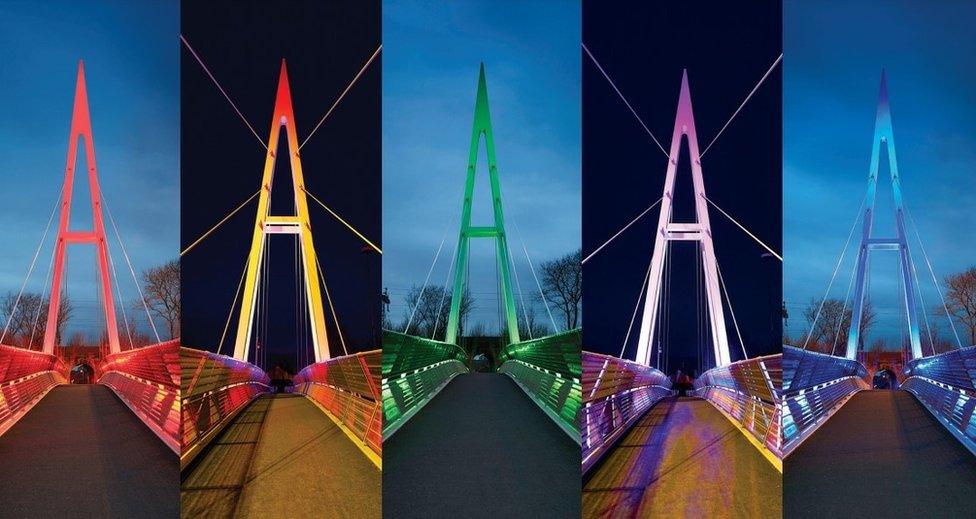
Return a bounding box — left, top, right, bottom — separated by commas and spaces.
846, 71, 922, 360
445, 64, 520, 346
44, 61, 121, 355
635, 71, 732, 368
233, 61, 330, 363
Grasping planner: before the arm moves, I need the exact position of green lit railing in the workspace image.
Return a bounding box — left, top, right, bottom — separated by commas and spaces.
498, 329, 582, 441
382, 330, 468, 438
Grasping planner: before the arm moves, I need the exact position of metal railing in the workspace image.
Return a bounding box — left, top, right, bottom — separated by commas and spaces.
499, 329, 582, 441
581, 351, 672, 474
902, 345, 976, 455
693, 354, 783, 459
0, 344, 65, 437
180, 347, 270, 468
99, 340, 181, 453
781, 345, 868, 456
294, 349, 382, 458
382, 331, 468, 438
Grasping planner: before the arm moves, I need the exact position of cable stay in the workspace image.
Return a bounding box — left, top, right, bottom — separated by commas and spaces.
300, 44, 382, 150
181, 189, 261, 256
700, 53, 783, 158
431, 226, 462, 340
620, 248, 655, 360
702, 194, 782, 261
905, 205, 964, 349
301, 187, 381, 254
217, 256, 250, 357
507, 207, 560, 335
715, 260, 750, 361
581, 198, 662, 265
314, 253, 348, 357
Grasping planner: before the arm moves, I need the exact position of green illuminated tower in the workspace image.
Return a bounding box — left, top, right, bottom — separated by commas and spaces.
445, 64, 520, 346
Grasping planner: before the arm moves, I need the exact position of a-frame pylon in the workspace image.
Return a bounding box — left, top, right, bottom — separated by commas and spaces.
635, 71, 732, 369
445, 64, 520, 346
846, 71, 922, 360
44, 61, 121, 355
233, 61, 330, 363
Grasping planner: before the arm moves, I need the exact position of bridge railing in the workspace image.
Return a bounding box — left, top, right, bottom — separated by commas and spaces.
0, 344, 65, 437
902, 345, 976, 455
382, 330, 468, 438
693, 354, 783, 459
180, 347, 270, 468
499, 329, 582, 441
781, 345, 868, 456
581, 351, 672, 474
99, 340, 181, 453
294, 349, 382, 458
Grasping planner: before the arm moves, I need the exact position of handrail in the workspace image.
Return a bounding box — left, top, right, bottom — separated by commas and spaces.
0, 344, 65, 437
99, 339, 181, 453
581, 351, 672, 474
294, 349, 383, 463
499, 329, 582, 441
381, 330, 467, 439
902, 345, 976, 455
179, 346, 270, 469
781, 346, 868, 456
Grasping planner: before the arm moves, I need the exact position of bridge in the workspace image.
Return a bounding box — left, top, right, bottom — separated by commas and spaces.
0, 63, 180, 517
782, 72, 976, 517
579, 46, 784, 517
382, 65, 582, 518
177, 39, 382, 518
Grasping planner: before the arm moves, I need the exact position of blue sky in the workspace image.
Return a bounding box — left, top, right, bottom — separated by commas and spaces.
382, 1, 580, 331
0, 1, 178, 341
784, 1, 976, 348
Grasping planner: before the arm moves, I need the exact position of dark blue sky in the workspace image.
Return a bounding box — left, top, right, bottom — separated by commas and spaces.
382, 1, 580, 332
784, 0, 976, 348
0, 1, 178, 342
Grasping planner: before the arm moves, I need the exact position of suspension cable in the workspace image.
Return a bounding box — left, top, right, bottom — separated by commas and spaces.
905, 205, 964, 349
582, 198, 662, 265
404, 212, 455, 333
300, 45, 382, 150
1, 183, 63, 345
702, 194, 782, 261
181, 189, 260, 256
803, 192, 867, 350
582, 43, 669, 158
302, 187, 381, 254
102, 195, 161, 343
180, 35, 267, 151
700, 53, 783, 158
715, 260, 749, 361
314, 253, 348, 357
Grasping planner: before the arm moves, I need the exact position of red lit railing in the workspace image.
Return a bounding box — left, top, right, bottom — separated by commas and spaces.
99, 340, 181, 453
180, 347, 270, 468
293, 349, 383, 459
581, 351, 672, 474
0, 344, 65, 437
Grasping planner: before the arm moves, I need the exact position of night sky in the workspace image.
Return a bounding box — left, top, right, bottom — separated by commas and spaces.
582, 1, 782, 374
784, 0, 976, 349
180, 0, 381, 372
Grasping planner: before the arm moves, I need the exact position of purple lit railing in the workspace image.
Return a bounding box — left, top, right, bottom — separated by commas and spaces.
99, 340, 181, 453
693, 354, 782, 458
0, 344, 65, 437
293, 350, 382, 458
902, 345, 976, 455
581, 351, 672, 474
781, 345, 868, 456
180, 347, 270, 468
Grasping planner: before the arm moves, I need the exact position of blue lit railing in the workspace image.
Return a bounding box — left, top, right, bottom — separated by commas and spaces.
902, 345, 976, 455
693, 354, 782, 459
781, 345, 868, 456
581, 351, 672, 474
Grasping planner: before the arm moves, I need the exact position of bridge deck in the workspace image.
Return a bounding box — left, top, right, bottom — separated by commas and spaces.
384, 372, 580, 518
785, 389, 976, 517
182, 393, 380, 518
0, 384, 178, 517
583, 396, 782, 518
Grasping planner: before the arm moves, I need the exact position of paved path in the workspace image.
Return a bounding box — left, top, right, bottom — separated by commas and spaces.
0, 384, 178, 518
384, 372, 581, 518
182, 393, 380, 518
785, 390, 976, 518
583, 397, 782, 518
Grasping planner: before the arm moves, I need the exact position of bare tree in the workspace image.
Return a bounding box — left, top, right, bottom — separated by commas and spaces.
516, 304, 552, 340
400, 285, 473, 341
944, 267, 976, 346
802, 298, 876, 354
0, 291, 72, 348
139, 259, 180, 339
539, 249, 582, 330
